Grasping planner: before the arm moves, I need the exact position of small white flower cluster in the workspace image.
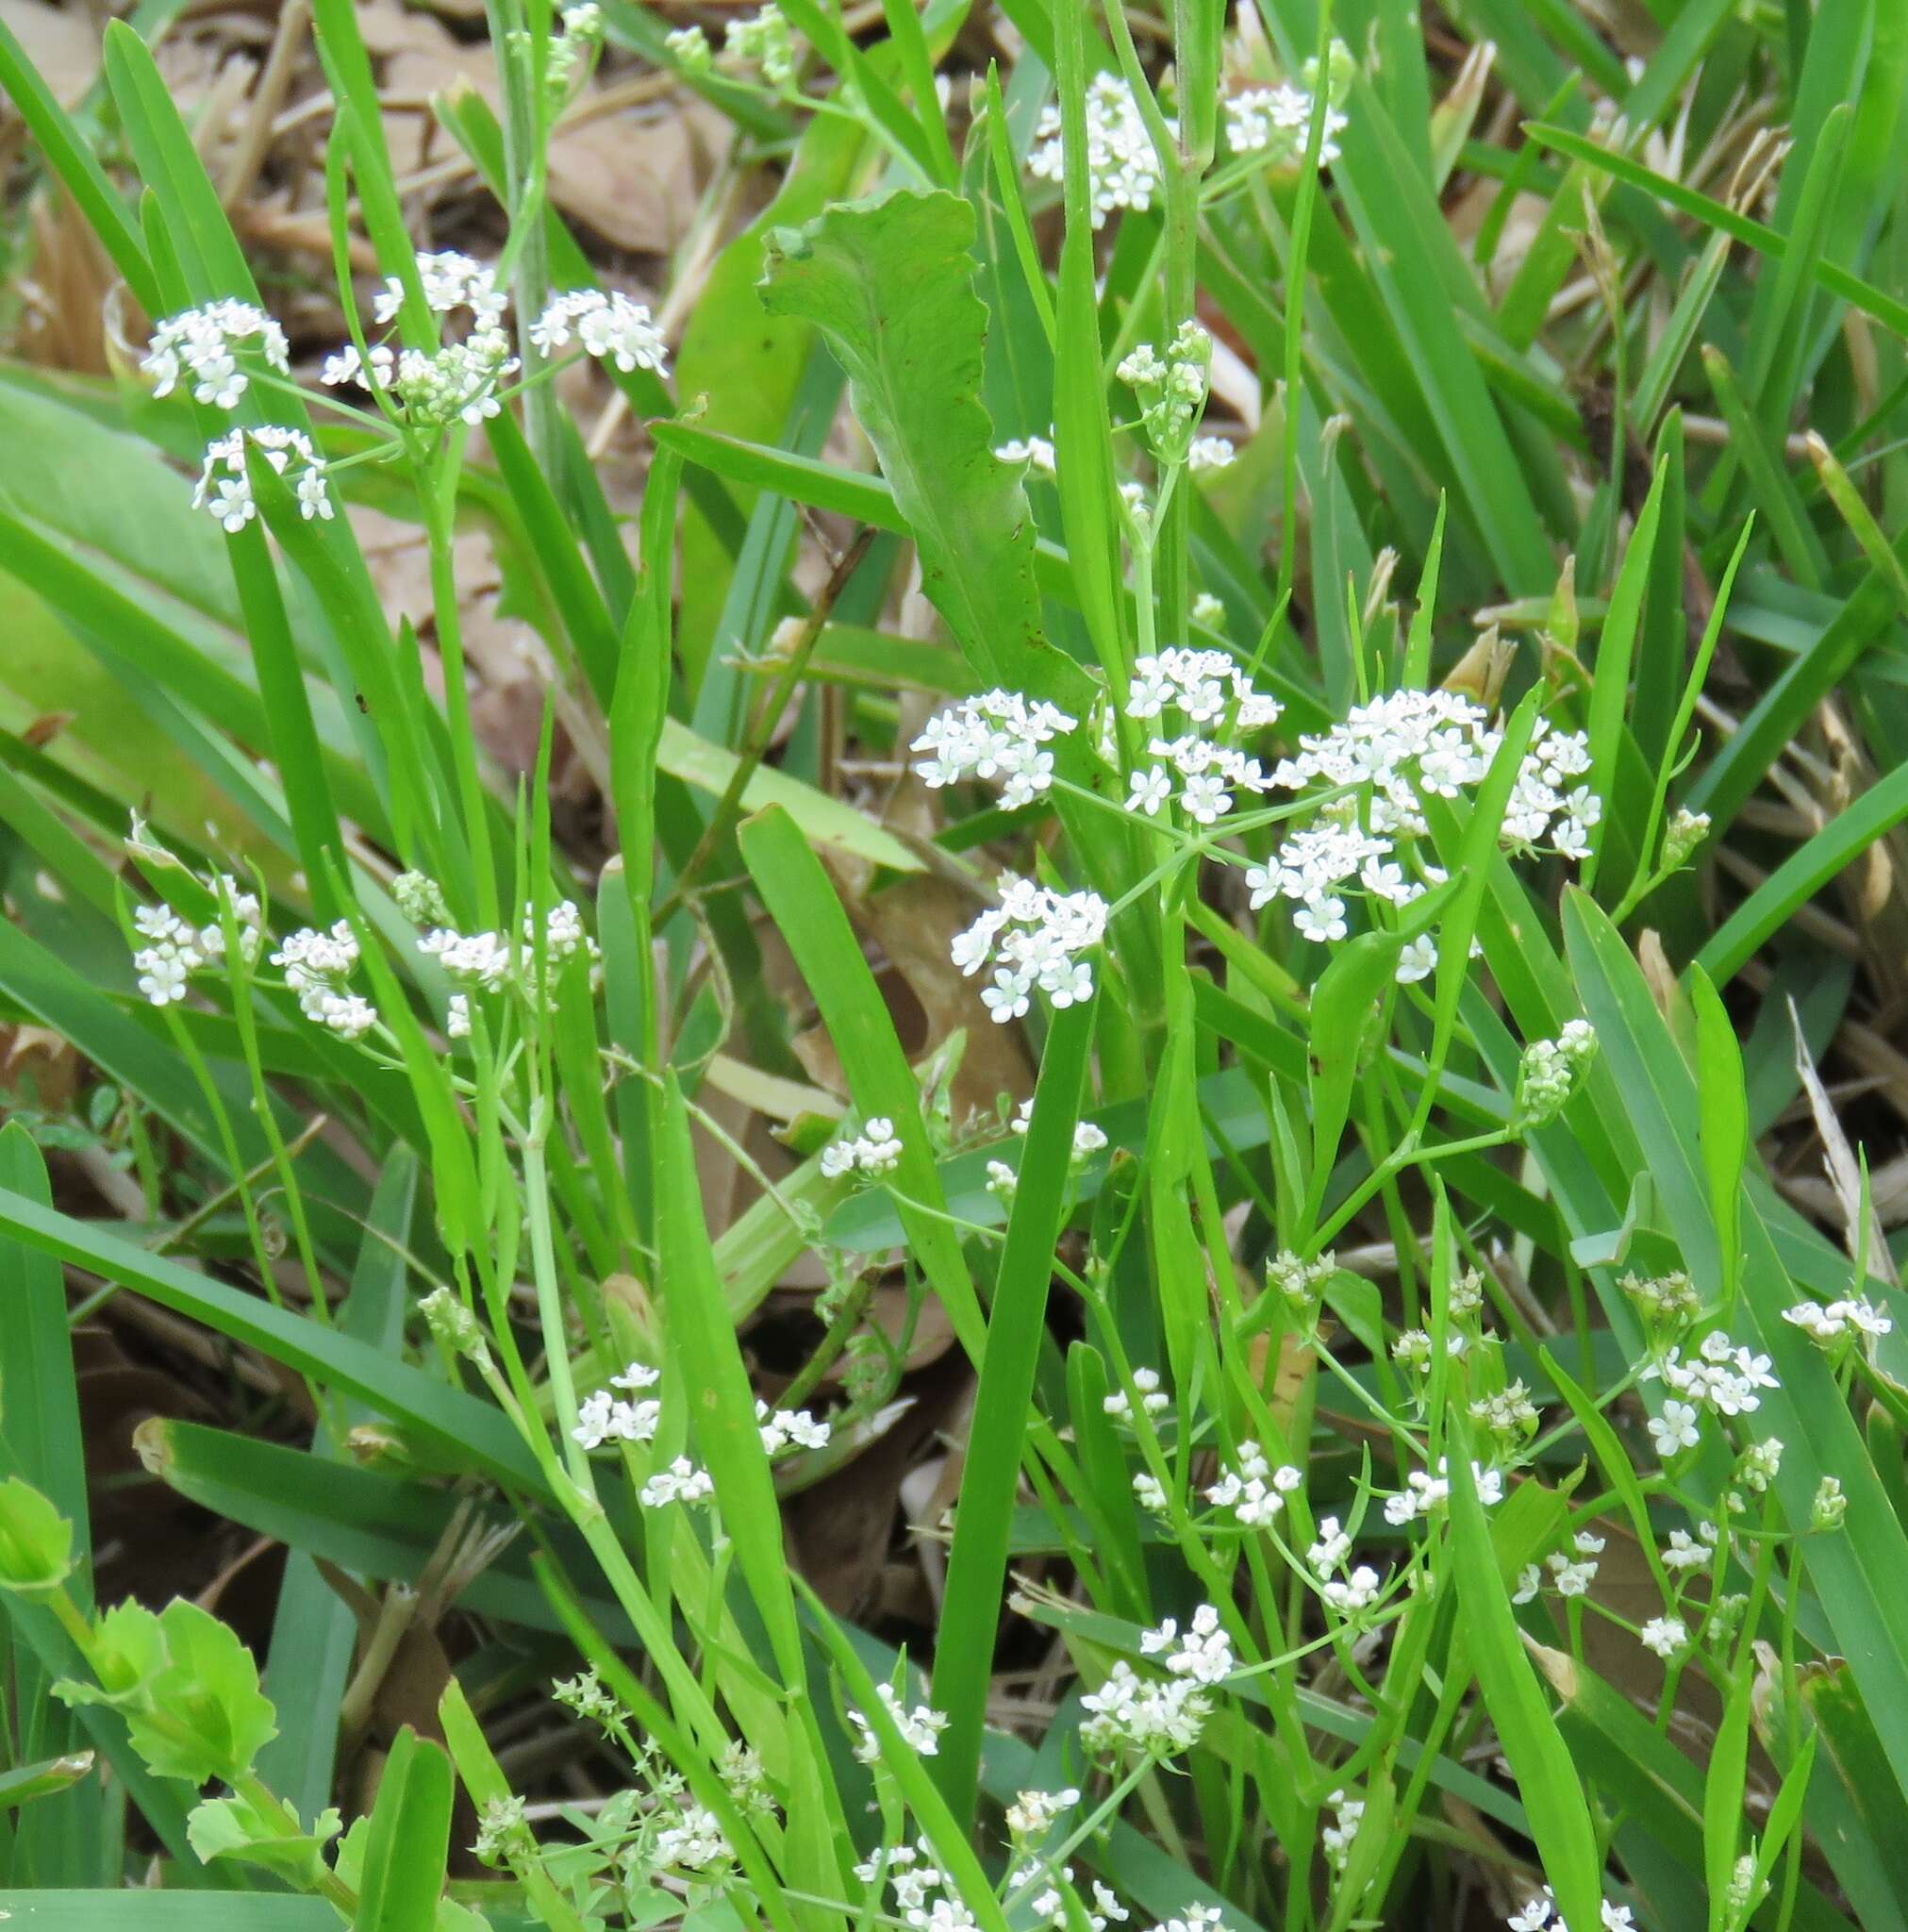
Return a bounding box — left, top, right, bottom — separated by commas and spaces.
987, 1108, 1108, 1198
1191, 591, 1225, 628
755, 1398, 830, 1455
1022, 1871, 1131, 1932
418, 901, 601, 1016
1006, 1786, 1080, 1837
719, 1739, 776, 1820
1116, 323, 1213, 465
952, 878, 1108, 1024
324, 331, 518, 430
529, 290, 670, 375
1187, 435, 1236, 474
1103, 1367, 1170, 1424
1224, 84, 1347, 164
724, 2, 795, 85
821, 1116, 904, 1179
1080, 1660, 1210, 1758
651, 1804, 733, 1876
572, 1362, 662, 1450
1382, 1457, 1502, 1526
1645, 1332, 1780, 1425
1120, 646, 1283, 825
1813, 1474, 1847, 1532
1269, 1247, 1337, 1306
639, 1457, 716, 1507
1320, 1788, 1364, 1874
1782, 1292, 1893, 1345
374, 248, 509, 325
1243, 691, 1597, 967
130, 885, 265, 1007
1513, 1529, 1604, 1603
1507, 1891, 1635, 1932
142, 300, 290, 408
851, 1683, 948, 1763
1307, 1517, 1383, 1611
552, 1666, 622, 1726
1138, 1605, 1235, 1685
1029, 74, 1166, 227
270, 920, 377, 1040
912, 691, 1078, 808
1638, 1614, 1687, 1660
1661, 1521, 1718, 1572
193, 425, 332, 532
1515, 1019, 1598, 1125
1203, 1440, 1302, 1526
996, 432, 1057, 476
854, 1841, 994, 1932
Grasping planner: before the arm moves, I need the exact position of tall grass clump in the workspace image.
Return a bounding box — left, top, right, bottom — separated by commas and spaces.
0, 2, 1906, 1929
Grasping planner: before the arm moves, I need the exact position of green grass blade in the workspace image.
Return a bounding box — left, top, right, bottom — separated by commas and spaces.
0, 1187, 542, 1492
931, 994, 1095, 1823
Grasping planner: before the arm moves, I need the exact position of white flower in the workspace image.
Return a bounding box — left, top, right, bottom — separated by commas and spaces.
530, 289, 669, 375
1742, 1438, 1783, 1491
821, 1117, 904, 1180
1321, 1566, 1382, 1612
1308, 1518, 1352, 1574
1126, 764, 1173, 816
446, 993, 472, 1040
1648, 1398, 1701, 1457
1187, 435, 1236, 474
953, 878, 1107, 1024
1639, 1615, 1687, 1659
135, 947, 193, 1005
1784, 1294, 1893, 1344
912, 690, 1076, 804
1080, 1660, 1209, 1757
1395, 934, 1436, 984
851, 1684, 948, 1761
1294, 893, 1348, 943
192, 425, 330, 531
1191, 591, 1225, 628
1512, 1564, 1542, 1604
1133, 1472, 1168, 1513
1139, 1604, 1235, 1684
374, 249, 507, 325
1225, 80, 1348, 166
142, 299, 290, 408
571, 1367, 663, 1451
756, 1399, 831, 1455
639, 1457, 715, 1506
1006, 1787, 1080, 1837
1662, 1528, 1711, 1573
997, 434, 1057, 476
1030, 75, 1168, 227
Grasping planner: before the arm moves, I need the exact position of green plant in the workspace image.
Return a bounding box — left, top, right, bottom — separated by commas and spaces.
2, 2, 1907, 1930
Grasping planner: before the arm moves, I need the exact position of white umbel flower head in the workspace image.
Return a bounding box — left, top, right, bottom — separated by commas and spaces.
143, 300, 290, 408
1029, 74, 1168, 227
912, 690, 1077, 807
192, 426, 331, 533
954, 876, 1108, 1024
530, 289, 670, 375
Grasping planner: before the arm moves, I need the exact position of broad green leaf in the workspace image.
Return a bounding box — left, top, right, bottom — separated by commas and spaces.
757, 189, 1094, 715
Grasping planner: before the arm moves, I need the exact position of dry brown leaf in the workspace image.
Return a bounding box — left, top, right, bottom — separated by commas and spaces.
0, 0, 99, 105
359, 1, 725, 252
